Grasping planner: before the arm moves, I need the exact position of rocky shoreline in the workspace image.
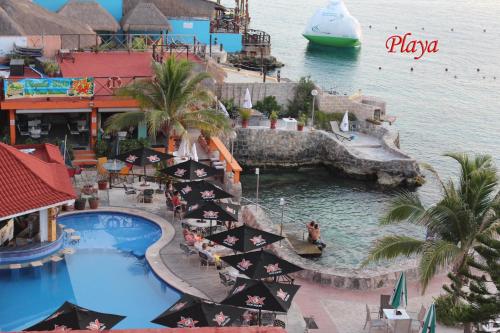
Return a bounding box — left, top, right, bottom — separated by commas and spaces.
233, 123, 423, 187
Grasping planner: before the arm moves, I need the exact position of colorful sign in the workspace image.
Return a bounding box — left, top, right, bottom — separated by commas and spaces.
4, 77, 94, 99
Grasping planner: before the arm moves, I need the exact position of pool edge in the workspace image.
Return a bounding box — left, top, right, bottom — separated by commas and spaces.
60, 208, 209, 299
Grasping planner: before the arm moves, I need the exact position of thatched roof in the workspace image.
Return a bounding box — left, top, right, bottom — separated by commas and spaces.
121, 2, 171, 32
58, 0, 120, 33
123, 0, 224, 20
0, 0, 95, 36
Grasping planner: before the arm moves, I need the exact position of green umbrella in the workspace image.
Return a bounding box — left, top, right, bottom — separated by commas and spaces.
420, 303, 436, 333
389, 272, 407, 309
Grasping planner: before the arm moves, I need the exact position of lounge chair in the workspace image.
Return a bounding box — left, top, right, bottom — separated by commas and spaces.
180, 243, 197, 258
364, 304, 388, 333
330, 121, 353, 142
199, 252, 215, 269
219, 272, 235, 286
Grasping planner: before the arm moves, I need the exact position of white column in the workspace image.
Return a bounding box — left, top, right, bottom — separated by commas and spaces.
39, 209, 48, 242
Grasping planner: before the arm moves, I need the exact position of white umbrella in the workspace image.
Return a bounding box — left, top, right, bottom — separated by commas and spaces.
218, 100, 230, 118
340, 111, 349, 132
243, 88, 252, 109
191, 143, 199, 162
178, 137, 189, 158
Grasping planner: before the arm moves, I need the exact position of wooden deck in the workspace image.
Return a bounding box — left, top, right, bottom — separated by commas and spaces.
286, 233, 323, 258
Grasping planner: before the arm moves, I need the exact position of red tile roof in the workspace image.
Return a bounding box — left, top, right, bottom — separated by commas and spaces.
0, 143, 76, 220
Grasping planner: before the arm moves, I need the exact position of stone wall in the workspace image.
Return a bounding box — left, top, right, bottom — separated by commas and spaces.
241, 206, 420, 290
215, 81, 386, 122
215, 82, 297, 107
233, 127, 421, 187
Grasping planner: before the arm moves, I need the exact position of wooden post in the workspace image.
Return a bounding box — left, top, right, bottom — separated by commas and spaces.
47, 207, 58, 242
9, 110, 16, 145
90, 107, 97, 149
168, 136, 175, 154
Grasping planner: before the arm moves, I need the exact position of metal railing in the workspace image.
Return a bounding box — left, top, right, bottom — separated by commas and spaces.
92, 76, 151, 97
210, 19, 241, 33
243, 29, 271, 46
240, 196, 305, 227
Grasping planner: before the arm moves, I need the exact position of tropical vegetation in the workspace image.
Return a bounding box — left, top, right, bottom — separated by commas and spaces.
254, 95, 281, 117
105, 58, 232, 146
287, 76, 316, 118
363, 153, 499, 294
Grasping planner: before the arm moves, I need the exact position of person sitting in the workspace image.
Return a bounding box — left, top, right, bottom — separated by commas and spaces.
200, 243, 217, 264
171, 191, 186, 217
183, 228, 196, 246
310, 223, 326, 249
306, 221, 315, 242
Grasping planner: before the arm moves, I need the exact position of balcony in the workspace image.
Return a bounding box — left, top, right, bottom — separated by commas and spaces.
243, 29, 271, 47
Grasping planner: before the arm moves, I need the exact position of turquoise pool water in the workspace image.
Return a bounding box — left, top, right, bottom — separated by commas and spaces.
0, 212, 180, 331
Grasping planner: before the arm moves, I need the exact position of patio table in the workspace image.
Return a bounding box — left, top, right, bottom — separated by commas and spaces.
103, 160, 126, 188
383, 308, 410, 320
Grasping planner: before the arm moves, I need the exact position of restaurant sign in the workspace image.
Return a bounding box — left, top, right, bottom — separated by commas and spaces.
3, 77, 94, 99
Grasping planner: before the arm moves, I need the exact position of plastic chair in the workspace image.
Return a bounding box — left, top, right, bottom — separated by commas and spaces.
379, 294, 393, 318
364, 304, 388, 332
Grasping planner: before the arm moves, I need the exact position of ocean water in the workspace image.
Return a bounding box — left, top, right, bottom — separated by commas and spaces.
238, 0, 500, 268
0, 213, 180, 331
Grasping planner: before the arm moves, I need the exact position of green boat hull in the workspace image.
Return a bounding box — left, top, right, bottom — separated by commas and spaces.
303, 34, 360, 47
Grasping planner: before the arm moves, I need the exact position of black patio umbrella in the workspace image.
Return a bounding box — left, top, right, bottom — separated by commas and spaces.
161, 159, 218, 181
24, 301, 125, 331
115, 147, 173, 184
220, 250, 303, 280
152, 294, 245, 328
174, 180, 233, 205
184, 201, 238, 235
221, 277, 300, 325
205, 225, 284, 253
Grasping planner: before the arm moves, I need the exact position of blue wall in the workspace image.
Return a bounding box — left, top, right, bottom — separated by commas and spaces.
32, 1, 242, 52
169, 18, 242, 53
33, 0, 123, 21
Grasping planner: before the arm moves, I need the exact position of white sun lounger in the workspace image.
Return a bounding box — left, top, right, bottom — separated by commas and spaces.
330, 121, 353, 142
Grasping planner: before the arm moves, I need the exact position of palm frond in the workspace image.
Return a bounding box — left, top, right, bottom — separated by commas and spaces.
380, 191, 427, 225
362, 235, 425, 266
418, 240, 461, 292
104, 112, 145, 132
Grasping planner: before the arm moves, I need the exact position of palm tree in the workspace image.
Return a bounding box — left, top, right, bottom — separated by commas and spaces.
105, 57, 232, 146
363, 153, 499, 292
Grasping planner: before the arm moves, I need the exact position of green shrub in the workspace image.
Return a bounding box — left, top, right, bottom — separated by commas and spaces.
119, 138, 150, 153
254, 96, 281, 117
314, 111, 357, 130
220, 98, 239, 119
287, 76, 316, 118
42, 61, 60, 76
270, 111, 278, 121
95, 140, 109, 158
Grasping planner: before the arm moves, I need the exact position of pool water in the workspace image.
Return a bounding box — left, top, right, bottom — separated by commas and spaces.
0, 212, 180, 331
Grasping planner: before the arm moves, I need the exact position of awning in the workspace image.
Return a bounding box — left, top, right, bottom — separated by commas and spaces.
99, 108, 141, 113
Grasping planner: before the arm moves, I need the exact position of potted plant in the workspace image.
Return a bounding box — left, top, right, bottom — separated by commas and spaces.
74, 196, 87, 210
97, 175, 108, 190
239, 108, 252, 128
42, 61, 60, 77
269, 111, 278, 129
62, 203, 74, 212
297, 114, 306, 131
88, 195, 99, 209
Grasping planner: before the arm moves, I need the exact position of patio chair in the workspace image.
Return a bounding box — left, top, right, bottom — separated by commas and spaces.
123, 184, 137, 201
67, 123, 79, 135
199, 252, 215, 269
219, 272, 235, 286
393, 318, 412, 333
17, 123, 29, 136
180, 243, 197, 257
40, 123, 51, 135
379, 294, 393, 319
364, 304, 388, 332
330, 121, 353, 142
410, 305, 426, 330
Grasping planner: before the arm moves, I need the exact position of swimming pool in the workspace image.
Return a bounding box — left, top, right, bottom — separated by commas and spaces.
0, 212, 180, 331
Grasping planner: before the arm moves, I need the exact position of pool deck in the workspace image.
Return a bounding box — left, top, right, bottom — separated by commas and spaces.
66, 172, 459, 333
